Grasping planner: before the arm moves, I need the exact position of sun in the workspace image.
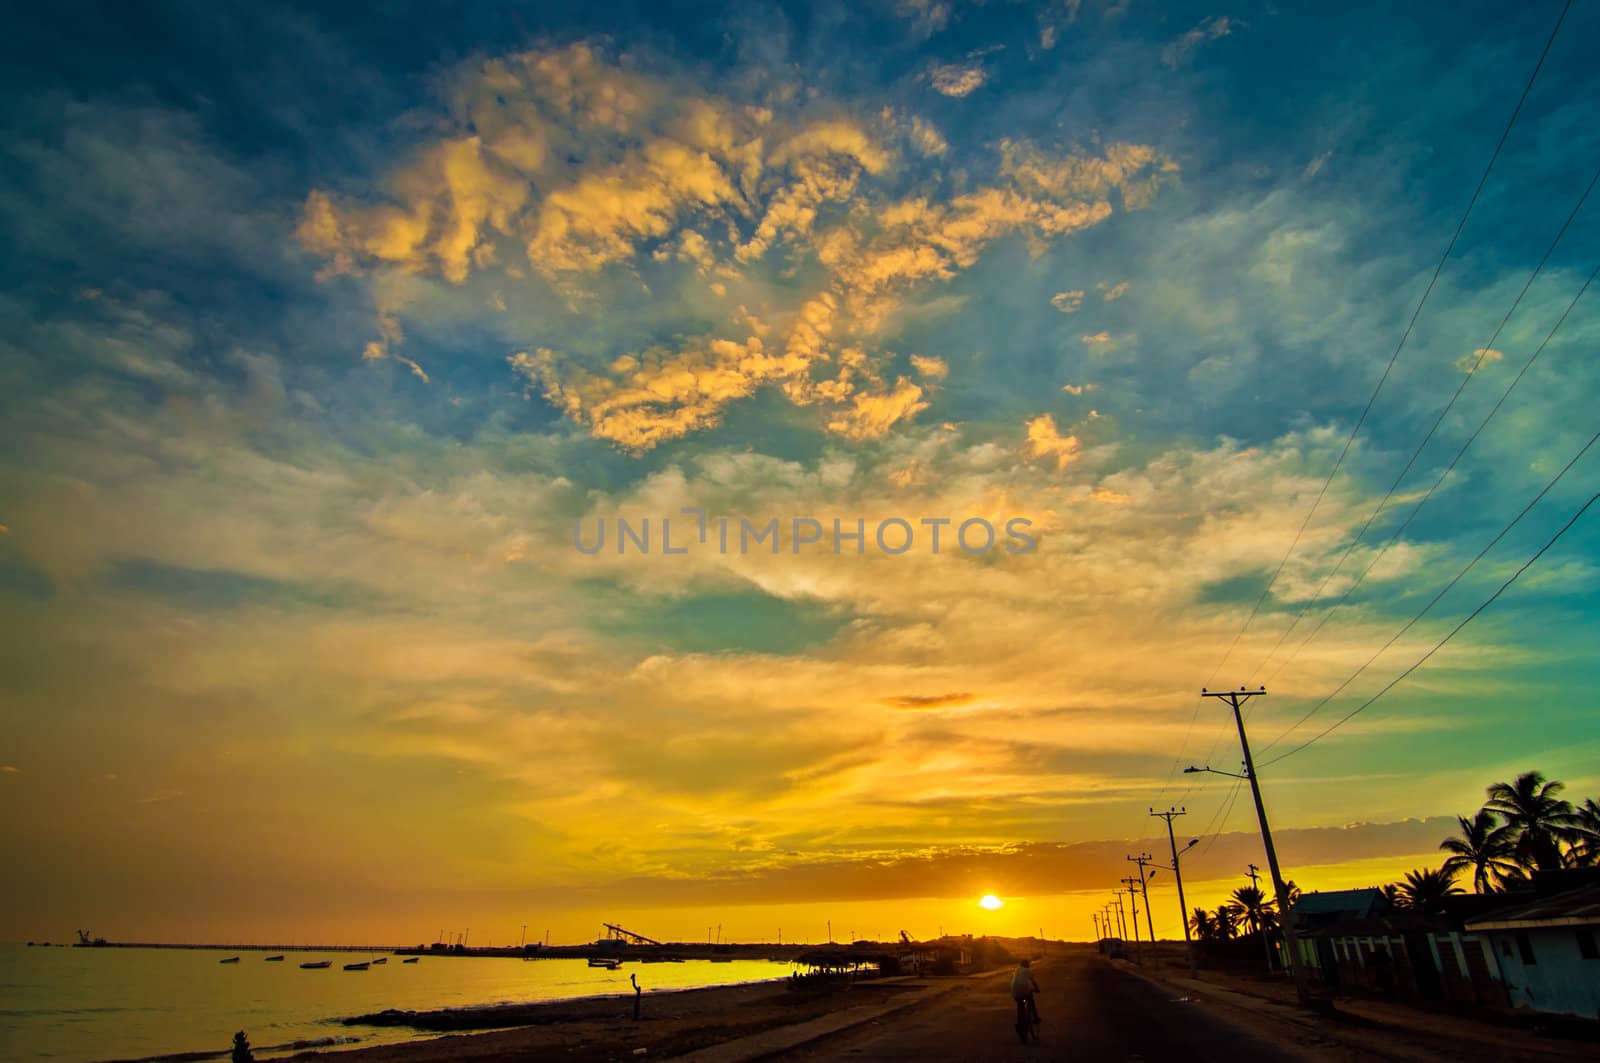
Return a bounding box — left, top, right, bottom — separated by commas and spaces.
978, 894, 1004, 910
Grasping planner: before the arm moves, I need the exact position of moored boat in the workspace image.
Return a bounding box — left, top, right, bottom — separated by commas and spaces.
264, 955, 285, 961
219, 957, 240, 964
344, 961, 370, 971
371, 957, 388, 964
586, 957, 622, 969
300, 960, 332, 969
402, 956, 419, 963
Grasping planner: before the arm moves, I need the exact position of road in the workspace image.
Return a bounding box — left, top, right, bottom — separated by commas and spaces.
764, 954, 1304, 1062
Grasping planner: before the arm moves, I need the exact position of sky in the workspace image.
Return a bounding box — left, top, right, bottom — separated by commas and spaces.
3, 0, 1600, 947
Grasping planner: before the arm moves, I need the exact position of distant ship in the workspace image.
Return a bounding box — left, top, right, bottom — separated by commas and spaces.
219, 957, 240, 964
300, 960, 332, 969
402, 956, 420, 963
344, 961, 370, 971
264, 955, 285, 962
371, 957, 388, 964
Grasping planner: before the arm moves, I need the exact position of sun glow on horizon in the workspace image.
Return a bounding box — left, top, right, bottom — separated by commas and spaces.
978, 894, 1004, 910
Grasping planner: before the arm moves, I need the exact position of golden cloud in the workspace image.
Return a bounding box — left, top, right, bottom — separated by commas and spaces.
1051, 290, 1084, 313
299, 46, 1177, 449
1022, 413, 1080, 471
928, 63, 986, 97
1454, 347, 1504, 374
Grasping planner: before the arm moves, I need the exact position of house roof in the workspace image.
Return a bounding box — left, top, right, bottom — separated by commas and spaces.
1293, 888, 1387, 919
1465, 884, 1600, 931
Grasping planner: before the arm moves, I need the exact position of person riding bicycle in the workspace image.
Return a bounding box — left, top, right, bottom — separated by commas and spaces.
1010, 959, 1040, 1042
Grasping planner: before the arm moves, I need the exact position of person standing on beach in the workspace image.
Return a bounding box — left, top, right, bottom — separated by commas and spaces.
1010, 959, 1040, 1043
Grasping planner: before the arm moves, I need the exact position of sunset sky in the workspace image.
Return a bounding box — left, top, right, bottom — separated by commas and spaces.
3, 0, 1599, 948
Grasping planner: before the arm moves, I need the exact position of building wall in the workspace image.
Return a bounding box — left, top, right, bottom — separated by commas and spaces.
1484, 927, 1600, 1020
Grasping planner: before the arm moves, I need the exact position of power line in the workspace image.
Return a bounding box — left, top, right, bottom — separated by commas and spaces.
1263, 487, 1600, 767
1260, 412, 1600, 757
1248, 167, 1600, 683
1196, 781, 1245, 858
1258, 260, 1598, 699
1203, 0, 1574, 690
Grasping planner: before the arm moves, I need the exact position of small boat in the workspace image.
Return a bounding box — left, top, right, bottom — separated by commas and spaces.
402, 956, 419, 964
344, 961, 370, 971
264, 955, 285, 962
300, 961, 331, 969
371, 957, 388, 964
586, 957, 622, 969
219, 957, 240, 964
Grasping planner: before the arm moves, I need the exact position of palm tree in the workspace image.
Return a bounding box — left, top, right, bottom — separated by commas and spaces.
1379, 882, 1401, 908
1229, 886, 1274, 938
1440, 809, 1519, 892
1212, 905, 1239, 941
1484, 771, 1575, 872
1567, 798, 1600, 868
1394, 867, 1463, 914
1189, 907, 1214, 942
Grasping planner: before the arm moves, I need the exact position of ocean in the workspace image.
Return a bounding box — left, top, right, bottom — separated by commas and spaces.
0, 945, 795, 1061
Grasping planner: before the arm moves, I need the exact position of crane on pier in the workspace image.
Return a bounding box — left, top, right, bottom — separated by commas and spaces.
602, 922, 663, 946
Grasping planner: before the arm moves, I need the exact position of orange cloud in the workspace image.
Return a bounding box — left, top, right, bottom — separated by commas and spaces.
1022, 413, 1081, 471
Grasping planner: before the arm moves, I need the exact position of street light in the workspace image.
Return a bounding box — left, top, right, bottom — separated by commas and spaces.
1185, 764, 1249, 779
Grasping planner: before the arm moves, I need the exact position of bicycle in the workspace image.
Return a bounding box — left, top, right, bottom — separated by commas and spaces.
1014, 993, 1040, 1044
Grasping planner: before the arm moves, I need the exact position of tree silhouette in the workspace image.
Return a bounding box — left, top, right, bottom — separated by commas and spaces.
1229, 886, 1274, 937
231, 1031, 254, 1063
1484, 771, 1575, 872
1212, 905, 1239, 941
1440, 809, 1519, 892
1567, 798, 1600, 868
1393, 867, 1463, 914
1189, 907, 1214, 942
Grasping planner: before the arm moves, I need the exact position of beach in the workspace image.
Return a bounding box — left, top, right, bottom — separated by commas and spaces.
288, 976, 932, 1062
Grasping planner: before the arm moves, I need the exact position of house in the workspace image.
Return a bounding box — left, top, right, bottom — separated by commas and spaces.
1293, 888, 1514, 1008
1465, 883, 1600, 1020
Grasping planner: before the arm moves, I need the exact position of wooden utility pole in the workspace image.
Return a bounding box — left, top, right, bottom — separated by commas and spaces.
1201, 686, 1311, 1005
1152, 807, 1196, 971
1245, 863, 1275, 973
1120, 876, 1144, 964
1128, 854, 1157, 944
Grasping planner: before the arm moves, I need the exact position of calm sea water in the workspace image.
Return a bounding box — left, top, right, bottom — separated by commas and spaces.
0, 946, 796, 1061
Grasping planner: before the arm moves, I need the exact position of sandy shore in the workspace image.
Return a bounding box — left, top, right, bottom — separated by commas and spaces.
286, 976, 931, 1062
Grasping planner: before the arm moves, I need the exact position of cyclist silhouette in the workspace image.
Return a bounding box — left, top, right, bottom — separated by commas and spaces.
1010, 959, 1040, 1043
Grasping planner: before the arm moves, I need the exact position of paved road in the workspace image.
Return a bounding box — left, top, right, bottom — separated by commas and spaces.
765, 955, 1303, 1062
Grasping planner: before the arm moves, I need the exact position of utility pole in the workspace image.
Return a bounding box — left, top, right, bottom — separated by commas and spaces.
1092, 912, 1101, 941
1128, 854, 1157, 944
1120, 877, 1144, 964
1152, 807, 1197, 972
1245, 863, 1274, 973
1199, 686, 1311, 1006
520, 924, 527, 948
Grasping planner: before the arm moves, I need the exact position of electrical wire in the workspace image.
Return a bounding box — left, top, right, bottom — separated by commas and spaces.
1203, 0, 1573, 690
1263, 260, 1598, 688
1247, 168, 1600, 684
1263, 487, 1600, 767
